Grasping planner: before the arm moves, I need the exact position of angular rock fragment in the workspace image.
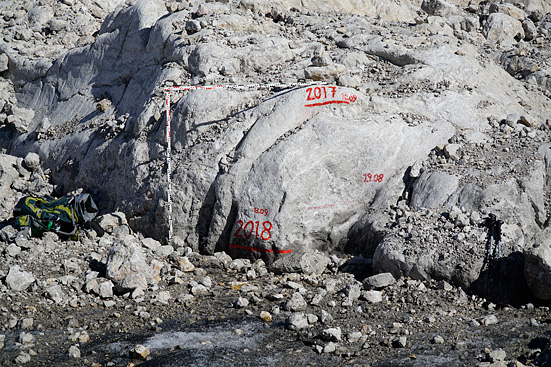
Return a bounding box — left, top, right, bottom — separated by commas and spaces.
363, 273, 396, 290
286, 312, 309, 330
271, 251, 330, 275
284, 292, 307, 312
106, 236, 152, 292
321, 327, 342, 342
5, 266, 34, 292
129, 344, 150, 360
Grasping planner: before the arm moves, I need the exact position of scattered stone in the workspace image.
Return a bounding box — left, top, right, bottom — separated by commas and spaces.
320, 310, 334, 324
142, 238, 161, 251
0, 53, 8, 73
129, 344, 150, 360
15, 352, 31, 364
68, 345, 81, 359
323, 342, 337, 354
156, 245, 174, 258
201, 276, 213, 288
421, 0, 458, 17
106, 236, 152, 292
5, 266, 35, 291
19, 332, 34, 344
185, 20, 201, 34
321, 327, 342, 342
132, 287, 145, 299
23, 152, 40, 171
78, 332, 90, 343
363, 273, 396, 290
470, 319, 481, 327
443, 144, 461, 161
97, 212, 128, 234
178, 257, 196, 272
438, 280, 453, 291
20, 318, 33, 330
482, 315, 498, 326
488, 349, 507, 362
393, 336, 407, 348
286, 312, 309, 330
360, 290, 383, 303
190, 283, 208, 295
96, 99, 112, 112
99, 280, 114, 299
483, 13, 524, 47
304, 64, 346, 81
432, 335, 445, 344
234, 297, 249, 308
284, 292, 307, 312
522, 19, 538, 41
5, 244, 21, 257
342, 282, 362, 306
307, 314, 319, 324
103, 300, 116, 308
260, 311, 272, 322
45, 284, 65, 304
347, 331, 363, 343
271, 251, 331, 275
311, 289, 327, 306
156, 291, 171, 305
519, 115, 538, 128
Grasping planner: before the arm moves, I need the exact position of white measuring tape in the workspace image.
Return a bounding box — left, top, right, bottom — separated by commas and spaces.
163, 81, 327, 241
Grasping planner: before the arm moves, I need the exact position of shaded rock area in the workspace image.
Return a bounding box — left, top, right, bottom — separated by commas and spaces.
1, 0, 551, 366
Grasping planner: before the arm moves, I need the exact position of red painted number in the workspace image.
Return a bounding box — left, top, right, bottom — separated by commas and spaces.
244, 221, 254, 239
306, 86, 336, 101
306, 87, 314, 101
261, 221, 272, 240
342, 94, 357, 103
254, 207, 269, 216
363, 173, 384, 182
233, 220, 272, 241
233, 220, 245, 238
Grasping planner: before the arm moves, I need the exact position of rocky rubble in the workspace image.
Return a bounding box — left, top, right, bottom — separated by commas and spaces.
1, 207, 551, 366
1, 0, 551, 365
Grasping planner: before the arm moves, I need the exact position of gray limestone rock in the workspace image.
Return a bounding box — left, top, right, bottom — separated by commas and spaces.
522, 18, 538, 40
483, 13, 524, 47
363, 272, 397, 290
285, 312, 309, 330
421, 0, 459, 17
410, 171, 460, 210
99, 280, 114, 299
271, 251, 331, 275
234, 297, 249, 308
68, 345, 81, 359
106, 235, 153, 292
284, 292, 307, 312
5, 266, 35, 292
23, 152, 40, 171
0, 0, 549, 305
360, 290, 383, 303
0, 53, 8, 73
321, 327, 342, 342
45, 284, 65, 304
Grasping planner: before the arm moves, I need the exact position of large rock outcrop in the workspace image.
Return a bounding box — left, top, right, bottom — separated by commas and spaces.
1, 0, 551, 292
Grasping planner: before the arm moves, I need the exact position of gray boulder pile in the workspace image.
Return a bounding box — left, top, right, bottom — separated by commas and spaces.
0, 0, 551, 303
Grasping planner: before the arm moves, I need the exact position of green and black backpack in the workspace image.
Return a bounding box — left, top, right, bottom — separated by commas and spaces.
13, 193, 103, 239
